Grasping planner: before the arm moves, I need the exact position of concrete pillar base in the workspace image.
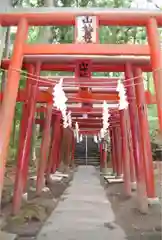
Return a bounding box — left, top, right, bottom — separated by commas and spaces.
131, 181, 137, 191
22, 192, 28, 202
100, 169, 115, 176
148, 197, 160, 205
101, 168, 109, 175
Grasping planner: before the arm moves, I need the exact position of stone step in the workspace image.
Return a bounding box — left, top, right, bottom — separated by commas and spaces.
75, 158, 99, 159
75, 163, 100, 166
75, 158, 100, 160
75, 158, 100, 166
75, 158, 99, 160
75, 160, 100, 163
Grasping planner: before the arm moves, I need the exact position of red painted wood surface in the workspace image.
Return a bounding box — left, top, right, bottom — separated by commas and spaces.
0, 10, 162, 26
120, 110, 131, 196
134, 67, 155, 198
147, 18, 162, 131
1, 60, 152, 72
36, 102, 53, 195
13, 63, 40, 215
0, 19, 28, 208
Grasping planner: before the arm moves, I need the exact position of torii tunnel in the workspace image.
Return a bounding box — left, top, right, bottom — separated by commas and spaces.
0, 8, 161, 215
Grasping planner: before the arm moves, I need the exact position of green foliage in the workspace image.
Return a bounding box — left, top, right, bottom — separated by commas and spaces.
28, 27, 40, 43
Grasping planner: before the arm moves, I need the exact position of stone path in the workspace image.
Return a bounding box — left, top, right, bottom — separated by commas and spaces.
37, 166, 126, 240
0, 231, 16, 240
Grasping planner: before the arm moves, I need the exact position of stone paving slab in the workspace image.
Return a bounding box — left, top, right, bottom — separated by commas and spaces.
0, 231, 17, 240
37, 166, 127, 240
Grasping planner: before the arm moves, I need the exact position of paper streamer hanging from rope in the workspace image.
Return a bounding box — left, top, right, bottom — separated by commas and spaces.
93, 135, 98, 143
67, 111, 72, 128
116, 79, 129, 110
75, 122, 80, 143
52, 78, 68, 128
80, 134, 83, 142
100, 100, 110, 138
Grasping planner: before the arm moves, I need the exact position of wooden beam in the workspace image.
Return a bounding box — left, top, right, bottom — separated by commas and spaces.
0, 90, 156, 104
0, 8, 162, 26
24, 44, 150, 56
39, 76, 119, 88
1, 59, 152, 72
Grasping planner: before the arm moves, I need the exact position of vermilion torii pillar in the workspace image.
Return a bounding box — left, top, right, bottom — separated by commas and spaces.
12, 62, 41, 215
124, 63, 145, 197
12, 65, 34, 208
114, 127, 122, 176
110, 127, 117, 175
36, 101, 53, 195
119, 109, 131, 197
65, 128, 73, 170
0, 18, 28, 208
46, 115, 55, 180
71, 132, 75, 167
126, 115, 136, 185
46, 111, 61, 180
68, 129, 74, 167
56, 123, 63, 170
51, 115, 62, 173
109, 129, 116, 173
134, 67, 156, 200
14, 65, 34, 193
147, 18, 162, 131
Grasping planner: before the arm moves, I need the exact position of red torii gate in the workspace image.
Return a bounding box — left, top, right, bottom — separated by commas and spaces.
0, 8, 161, 215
